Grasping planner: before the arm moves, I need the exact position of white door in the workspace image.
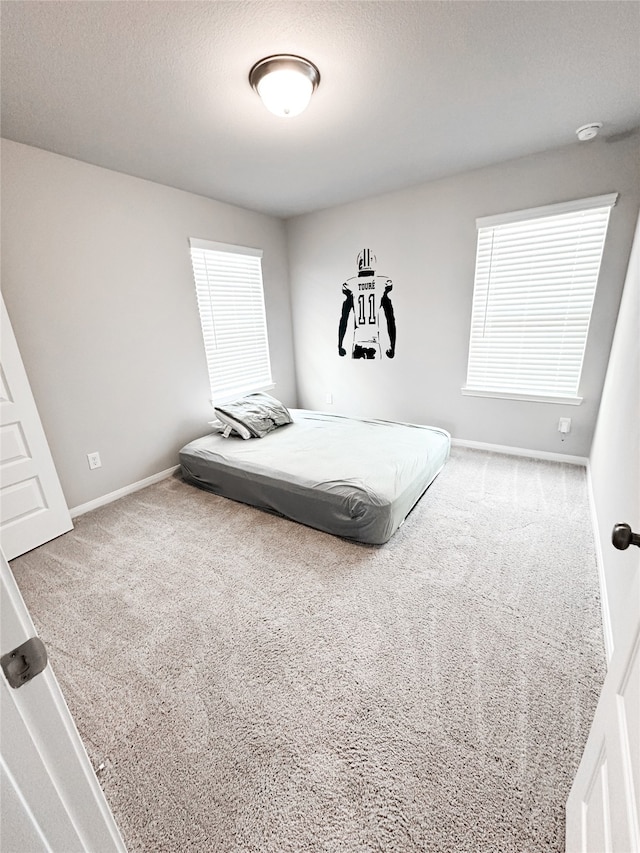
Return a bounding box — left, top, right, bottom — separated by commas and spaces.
0, 295, 73, 559
1, 549, 127, 852
566, 565, 639, 851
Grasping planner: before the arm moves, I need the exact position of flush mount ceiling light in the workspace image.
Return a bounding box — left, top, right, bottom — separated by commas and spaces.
249, 54, 320, 118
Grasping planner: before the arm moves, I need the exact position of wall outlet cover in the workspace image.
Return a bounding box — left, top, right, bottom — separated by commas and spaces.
87, 452, 102, 469
558, 418, 572, 434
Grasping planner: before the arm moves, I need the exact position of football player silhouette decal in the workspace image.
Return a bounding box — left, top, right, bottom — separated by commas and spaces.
338, 249, 396, 359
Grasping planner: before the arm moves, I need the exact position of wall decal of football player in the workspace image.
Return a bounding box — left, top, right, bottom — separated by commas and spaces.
338, 249, 396, 359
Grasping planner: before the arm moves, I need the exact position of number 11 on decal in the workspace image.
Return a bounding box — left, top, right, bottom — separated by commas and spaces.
357, 293, 376, 325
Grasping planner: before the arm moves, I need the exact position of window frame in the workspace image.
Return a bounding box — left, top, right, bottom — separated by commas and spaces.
189, 237, 274, 405
462, 193, 618, 405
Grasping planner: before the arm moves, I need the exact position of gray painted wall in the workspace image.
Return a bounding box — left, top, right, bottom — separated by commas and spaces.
286, 134, 640, 457
2, 135, 638, 519
589, 212, 640, 656
1, 140, 297, 509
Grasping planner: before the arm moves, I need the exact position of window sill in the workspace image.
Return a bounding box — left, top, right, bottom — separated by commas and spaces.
461, 387, 583, 405
211, 383, 276, 407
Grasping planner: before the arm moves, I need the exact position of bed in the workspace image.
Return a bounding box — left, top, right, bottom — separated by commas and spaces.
179, 404, 450, 545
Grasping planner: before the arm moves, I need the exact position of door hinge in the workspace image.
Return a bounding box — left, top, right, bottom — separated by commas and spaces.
1, 636, 48, 689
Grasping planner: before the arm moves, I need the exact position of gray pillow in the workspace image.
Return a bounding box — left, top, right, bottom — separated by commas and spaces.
214, 393, 292, 439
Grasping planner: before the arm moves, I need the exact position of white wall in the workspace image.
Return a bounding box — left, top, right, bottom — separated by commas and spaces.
1, 140, 297, 509
286, 134, 640, 457
589, 212, 640, 656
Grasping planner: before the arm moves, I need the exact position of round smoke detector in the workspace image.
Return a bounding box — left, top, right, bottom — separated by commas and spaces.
576, 122, 603, 141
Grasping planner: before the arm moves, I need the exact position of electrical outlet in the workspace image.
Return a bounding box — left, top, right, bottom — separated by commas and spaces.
87, 452, 102, 470
558, 418, 571, 435
325, 392, 333, 405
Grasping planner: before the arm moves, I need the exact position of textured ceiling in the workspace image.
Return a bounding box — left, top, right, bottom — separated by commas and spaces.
1, 1, 639, 218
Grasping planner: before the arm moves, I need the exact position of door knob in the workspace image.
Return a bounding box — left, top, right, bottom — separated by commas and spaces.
612, 523, 640, 551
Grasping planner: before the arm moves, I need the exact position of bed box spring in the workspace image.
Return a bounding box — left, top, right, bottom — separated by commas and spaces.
179, 410, 450, 545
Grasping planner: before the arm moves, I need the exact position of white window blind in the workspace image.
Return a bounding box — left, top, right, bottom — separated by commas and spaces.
463, 193, 617, 403
189, 238, 273, 402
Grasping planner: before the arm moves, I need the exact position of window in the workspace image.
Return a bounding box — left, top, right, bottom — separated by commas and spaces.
463, 193, 618, 404
189, 238, 273, 403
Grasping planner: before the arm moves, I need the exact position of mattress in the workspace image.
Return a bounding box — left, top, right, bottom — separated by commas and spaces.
179, 409, 450, 544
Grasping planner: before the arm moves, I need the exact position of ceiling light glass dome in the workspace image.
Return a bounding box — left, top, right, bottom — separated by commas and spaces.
249, 55, 320, 118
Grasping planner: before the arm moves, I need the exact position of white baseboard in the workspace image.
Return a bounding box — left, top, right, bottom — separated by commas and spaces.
585, 461, 614, 663
452, 438, 588, 466
70, 466, 180, 518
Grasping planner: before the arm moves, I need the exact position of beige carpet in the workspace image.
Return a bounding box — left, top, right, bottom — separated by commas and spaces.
10, 447, 606, 852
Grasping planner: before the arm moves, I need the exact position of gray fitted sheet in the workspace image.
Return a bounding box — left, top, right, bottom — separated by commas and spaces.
179, 410, 450, 544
